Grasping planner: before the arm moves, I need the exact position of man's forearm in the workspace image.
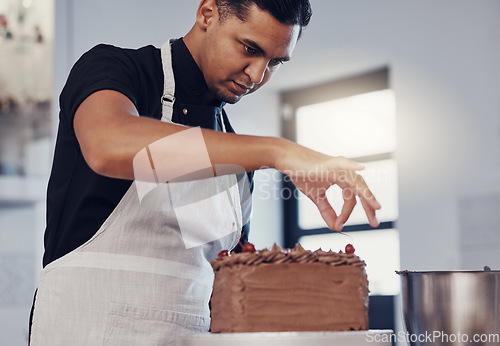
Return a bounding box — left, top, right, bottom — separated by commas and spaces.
100, 118, 286, 181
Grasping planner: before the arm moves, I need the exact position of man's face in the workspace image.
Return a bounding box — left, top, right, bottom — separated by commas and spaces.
199, 4, 300, 104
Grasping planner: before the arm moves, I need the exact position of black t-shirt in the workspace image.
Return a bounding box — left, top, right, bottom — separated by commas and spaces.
43, 39, 252, 267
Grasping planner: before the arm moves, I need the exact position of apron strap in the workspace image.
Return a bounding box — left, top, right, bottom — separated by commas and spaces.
160, 40, 175, 122
221, 109, 233, 134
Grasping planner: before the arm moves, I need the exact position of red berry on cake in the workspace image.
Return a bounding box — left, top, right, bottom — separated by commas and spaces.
345, 244, 355, 254
218, 250, 229, 257
242, 242, 256, 253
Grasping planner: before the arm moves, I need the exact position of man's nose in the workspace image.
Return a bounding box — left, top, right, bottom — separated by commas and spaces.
244, 60, 268, 85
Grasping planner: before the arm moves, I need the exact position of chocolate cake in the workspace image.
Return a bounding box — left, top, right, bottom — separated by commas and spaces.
210, 244, 369, 333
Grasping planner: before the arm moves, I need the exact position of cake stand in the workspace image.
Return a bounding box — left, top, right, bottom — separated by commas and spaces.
179, 330, 394, 346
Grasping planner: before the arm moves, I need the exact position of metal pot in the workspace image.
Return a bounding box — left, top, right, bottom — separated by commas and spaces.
398, 270, 500, 346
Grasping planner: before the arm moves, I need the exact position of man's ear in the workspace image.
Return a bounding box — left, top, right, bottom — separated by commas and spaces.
195, 0, 218, 31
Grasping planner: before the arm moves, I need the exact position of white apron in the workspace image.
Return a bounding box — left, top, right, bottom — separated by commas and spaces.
30, 40, 247, 345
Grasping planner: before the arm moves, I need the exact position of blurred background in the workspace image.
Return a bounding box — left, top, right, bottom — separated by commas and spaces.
0, 0, 499, 344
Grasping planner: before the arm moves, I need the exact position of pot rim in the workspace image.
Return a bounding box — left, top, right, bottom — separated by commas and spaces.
397, 269, 500, 275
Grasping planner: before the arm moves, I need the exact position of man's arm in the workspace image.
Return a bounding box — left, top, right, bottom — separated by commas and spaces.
75, 90, 279, 178
74, 89, 380, 231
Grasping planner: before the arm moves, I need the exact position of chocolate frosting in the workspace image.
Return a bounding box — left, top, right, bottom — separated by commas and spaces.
209, 243, 369, 333
211, 243, 366, 271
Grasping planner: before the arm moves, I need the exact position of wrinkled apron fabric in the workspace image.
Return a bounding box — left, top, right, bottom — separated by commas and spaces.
30, 40, 243, 345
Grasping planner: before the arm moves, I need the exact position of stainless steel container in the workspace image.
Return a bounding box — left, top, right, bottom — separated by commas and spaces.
398, 270, 500, 346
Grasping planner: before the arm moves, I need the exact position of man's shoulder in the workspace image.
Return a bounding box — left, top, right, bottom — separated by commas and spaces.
81, 43, 160, 62
60, 43, 163, 125
66, 43, 162, 87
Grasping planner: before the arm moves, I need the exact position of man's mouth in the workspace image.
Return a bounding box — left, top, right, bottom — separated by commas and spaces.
233, 81, 252, 95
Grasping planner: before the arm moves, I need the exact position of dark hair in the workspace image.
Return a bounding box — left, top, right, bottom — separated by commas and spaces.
215, 0, 312, 38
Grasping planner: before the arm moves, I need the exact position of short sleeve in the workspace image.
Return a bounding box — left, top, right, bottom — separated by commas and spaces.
59, 44, 141, 130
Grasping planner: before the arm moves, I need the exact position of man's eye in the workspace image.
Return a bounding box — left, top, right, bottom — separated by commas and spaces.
244, 45, 257, 54
269, 59, 284, 67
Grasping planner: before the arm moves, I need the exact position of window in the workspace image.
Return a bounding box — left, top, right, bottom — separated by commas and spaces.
295, 89, 398, 232
280, 67, 399, 329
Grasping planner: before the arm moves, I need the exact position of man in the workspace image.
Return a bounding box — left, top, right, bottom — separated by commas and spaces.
30, 0, 380, 344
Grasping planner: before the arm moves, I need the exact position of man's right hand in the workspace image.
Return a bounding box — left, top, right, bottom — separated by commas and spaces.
274, 140, 381, 231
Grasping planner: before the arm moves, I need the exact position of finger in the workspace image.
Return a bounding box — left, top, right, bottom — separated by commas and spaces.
335, 189, 357, 231
346, 174, 380, 227
360, 196, 379, 228
315, 196, 338, 231
352, 174, 381, 211
361, 187, 381, 211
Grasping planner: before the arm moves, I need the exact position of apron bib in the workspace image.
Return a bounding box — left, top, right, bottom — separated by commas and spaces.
30, 40, 244, 346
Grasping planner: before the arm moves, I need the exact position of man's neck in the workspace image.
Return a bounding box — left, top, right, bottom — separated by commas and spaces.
182, 29, 217, 106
